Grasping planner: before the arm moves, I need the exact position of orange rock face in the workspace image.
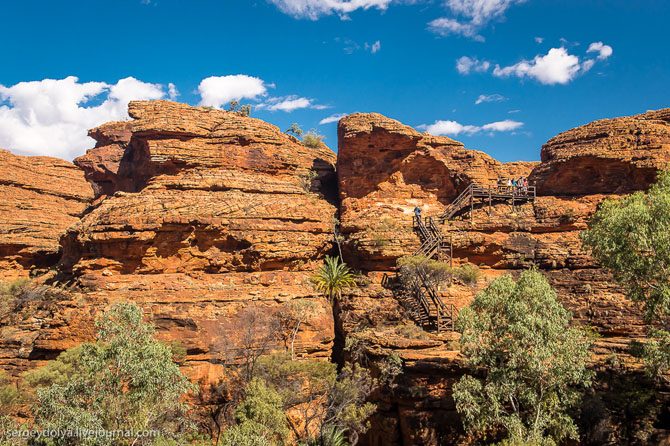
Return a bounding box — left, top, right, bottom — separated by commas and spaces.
530, 108, 670, 195
0, 149, 93, 280
335, 111, 668, 445
3, 101, 338, 380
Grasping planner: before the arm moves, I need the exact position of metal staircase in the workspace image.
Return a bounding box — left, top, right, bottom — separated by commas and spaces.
439, 184, 536, 223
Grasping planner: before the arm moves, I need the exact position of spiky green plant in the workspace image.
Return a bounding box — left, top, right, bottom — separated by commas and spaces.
312, 256, 357, 302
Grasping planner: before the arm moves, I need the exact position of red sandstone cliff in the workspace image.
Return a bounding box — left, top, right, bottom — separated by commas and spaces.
1, 104, 669, 445
335, 110, 670, 445
0, 150, 93, 280
1, 101, 338, 381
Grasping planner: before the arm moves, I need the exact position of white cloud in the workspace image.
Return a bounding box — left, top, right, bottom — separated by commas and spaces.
587, 41, 613, 60
370, 40, 381, 53
429, 18, 482, 41
268, 0, 393, 20
167, 82, 179, 100
456, 56, 490, 74
319, 113, 348, 125
475, 93, 506, 104
258, 95, 327, 112
419, 118, 523, 136
198, 75, 267, 108
0, 76, 166, 160
492, 47, 582, 85
429, 0, 526, 40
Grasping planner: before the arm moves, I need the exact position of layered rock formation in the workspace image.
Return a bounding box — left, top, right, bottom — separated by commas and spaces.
336, 110, 670, 445
1, 103, 669, 444
1, 101, 338, 380
0, 150, 93, 280
530, 108, 670, 195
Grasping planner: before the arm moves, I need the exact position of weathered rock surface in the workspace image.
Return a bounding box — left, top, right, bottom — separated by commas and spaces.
337, 113, 537, 270
0, 150, 93, 280
3, 101, 338, 381
336, 111, 669, 445
74, 121, 133, 196
530, 108, 670, 195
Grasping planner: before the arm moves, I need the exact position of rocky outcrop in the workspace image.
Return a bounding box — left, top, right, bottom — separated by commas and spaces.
2, 101, 338, 381
74, 121, 133, 196
530, 108, 670, 195
337, 113, 537, 270
0, 150, 93, 280
336, 111, 669, 445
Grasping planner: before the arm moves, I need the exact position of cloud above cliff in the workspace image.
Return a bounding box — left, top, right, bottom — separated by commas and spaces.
198, 75, 268, 108
457, 43, 613, 85
257, 95, 329, 112
419, 118, 523, 136
319, 113, 348, 124
0, 76, 166, 160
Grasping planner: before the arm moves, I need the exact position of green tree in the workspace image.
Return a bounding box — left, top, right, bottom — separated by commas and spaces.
32, 302, 194, 445
312, 256, 357, 303
453, 270, 592, 445
285, 123, 304, 138
581, 171, 670, 379
230, 378, 290, 445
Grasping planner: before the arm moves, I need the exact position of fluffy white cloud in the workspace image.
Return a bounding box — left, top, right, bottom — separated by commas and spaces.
319, 113, 348, 125
475, 93, 506, 104
0, 76, 166, 160
456, 56, 490, 74
268, 0, 393, 20
587, 41, 613, 60
430, 0, 526, 40
492, 47, 582, 85
198, 75, 267, 108
258, 95, 327, 112
419, 118, 523, 136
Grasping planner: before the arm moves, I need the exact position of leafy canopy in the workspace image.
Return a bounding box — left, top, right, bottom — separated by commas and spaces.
32, 302, 194, 445
453, 270, 592, 445
312, 256, 357, 302
581, 171, 670, 322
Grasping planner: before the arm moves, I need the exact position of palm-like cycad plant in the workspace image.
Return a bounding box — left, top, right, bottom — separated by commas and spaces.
312, 256, 357, 302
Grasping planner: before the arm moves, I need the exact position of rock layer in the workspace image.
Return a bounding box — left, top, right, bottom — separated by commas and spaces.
3, 101, 338, 380
530, 108, 670, 195
336, 111, 669, 445
0, 149, 93, 280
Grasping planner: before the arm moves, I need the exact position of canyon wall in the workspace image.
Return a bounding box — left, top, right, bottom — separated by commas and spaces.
336, 110, 670, 445
1, 103, 669, 444
1, 101, 337, 382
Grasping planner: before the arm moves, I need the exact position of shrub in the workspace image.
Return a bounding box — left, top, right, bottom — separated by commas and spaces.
453, 263, 480, 286
285, 123, 304, 138
396, 256, 452, 290
302, 130, 325, 149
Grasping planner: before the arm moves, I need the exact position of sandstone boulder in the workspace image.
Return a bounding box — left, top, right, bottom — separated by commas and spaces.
530, 108, 670, 195
0, 149, 93, 280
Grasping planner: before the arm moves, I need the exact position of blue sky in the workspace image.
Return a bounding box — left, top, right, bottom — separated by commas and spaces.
1, 0, 668, 161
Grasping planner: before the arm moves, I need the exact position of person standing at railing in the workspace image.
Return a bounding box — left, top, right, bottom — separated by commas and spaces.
414, 206, 422, 223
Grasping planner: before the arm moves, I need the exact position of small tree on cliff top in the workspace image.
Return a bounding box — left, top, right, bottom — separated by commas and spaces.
31, 302, 194, 445
453, 270, 592, 445
581, 170, 670, 379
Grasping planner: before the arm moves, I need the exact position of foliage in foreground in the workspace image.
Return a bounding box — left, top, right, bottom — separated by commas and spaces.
30, 302, 194, 445
312, 256, 357, 302
453, 270, 592, 445
582, 171, 670, 379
